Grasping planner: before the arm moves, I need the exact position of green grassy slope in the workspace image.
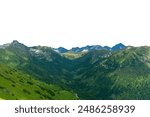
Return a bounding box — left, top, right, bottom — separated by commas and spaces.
0, 65, 77, 100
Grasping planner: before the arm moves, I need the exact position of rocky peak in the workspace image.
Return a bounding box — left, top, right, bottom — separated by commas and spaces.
10, 40, 28, 51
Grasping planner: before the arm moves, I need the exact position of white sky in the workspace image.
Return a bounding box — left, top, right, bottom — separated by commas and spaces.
0, 0, 150, 49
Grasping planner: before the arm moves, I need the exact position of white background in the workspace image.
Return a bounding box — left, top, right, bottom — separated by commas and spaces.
0, 0, 150, 49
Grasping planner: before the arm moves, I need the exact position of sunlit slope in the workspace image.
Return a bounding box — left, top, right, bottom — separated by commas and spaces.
0, 65, 77, 100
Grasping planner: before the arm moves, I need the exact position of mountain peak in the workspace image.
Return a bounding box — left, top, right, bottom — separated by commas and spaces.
12, 40, 19, 44
53, 47, 68, 53
115, 43, 125, 46
111, 43, 126, 51
11, 40, 23, 46
116, 43, 125, 46
10, 40, 28, 51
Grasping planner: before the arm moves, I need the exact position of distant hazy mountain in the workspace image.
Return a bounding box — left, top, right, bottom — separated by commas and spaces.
111, 43, 126, 51
54, 47, 68, 53
0, 40, 150, 100
54, 43, 126, 53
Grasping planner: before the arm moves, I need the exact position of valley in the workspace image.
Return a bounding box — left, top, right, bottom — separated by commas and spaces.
0, 40, 150, 100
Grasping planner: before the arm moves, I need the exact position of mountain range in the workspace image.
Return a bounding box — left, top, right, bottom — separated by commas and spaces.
0, 40, 150, 100
54, 43, 126, 53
